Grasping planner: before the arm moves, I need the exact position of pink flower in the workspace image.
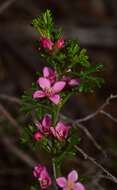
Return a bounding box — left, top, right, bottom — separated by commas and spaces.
56, 170, 85, 190
42, 66, 56, 84
36, 114, 52, 136
51, 121, 70, 141
40, 37, 54, 50
33, 131, 42, 141
56, 38, 64, 49
33, 164, 52, 189
39, 168, 52, 189
63, 76, 80, 86
33, 77, 66, 105
33, 164, 45, 178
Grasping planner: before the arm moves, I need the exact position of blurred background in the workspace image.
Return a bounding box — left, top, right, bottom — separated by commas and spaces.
0, 0, 117, 190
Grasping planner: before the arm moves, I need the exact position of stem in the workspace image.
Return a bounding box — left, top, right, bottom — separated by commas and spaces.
54, 106, 61, 125
52, 158, 58, 190
52, 158, 57, 178
53, 92, 73, 125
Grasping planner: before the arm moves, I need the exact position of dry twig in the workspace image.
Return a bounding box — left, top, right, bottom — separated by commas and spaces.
60, 114, 106, 155
0, 0, 16, 14
0, 103, 21, 134
75, 94, 117, 123
0, 94, 22, 105
1, 136, 37, 167
75, 146, 117, 184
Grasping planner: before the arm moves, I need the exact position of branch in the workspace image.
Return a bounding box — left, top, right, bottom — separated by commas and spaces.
1, 135, 37, 167
75, 94, 117, 123
60, 114, 106, 155
100, 110, 117, 124
0, 94, 22, 105
0, 103, 21, 134
52, 158, 58, 190
0, 0, 16, 14
75, 146, 117, 184
77, 123, 106, 156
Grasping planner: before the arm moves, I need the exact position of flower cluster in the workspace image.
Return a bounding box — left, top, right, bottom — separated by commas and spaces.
33, 114, 70, 142
33, 165, 85, 190
33, 164, 52, 189
40, 37, 64, 50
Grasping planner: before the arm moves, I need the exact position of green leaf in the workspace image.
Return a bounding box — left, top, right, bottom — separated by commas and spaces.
66, 40, 80, 58
78, 49, 90, 67
31, 186, 39, 190
32, 10, 53, 38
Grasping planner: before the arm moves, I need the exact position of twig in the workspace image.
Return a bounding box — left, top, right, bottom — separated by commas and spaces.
1, 136, 37, 167
100, 110, 117, 124
77, 123, 106, 156
0, 94, 22, 105
0, 0, 16, 14
60, 114, 106, 155
52, 158, 58, 190
0, 103, 21, 134
75, 146, 117, 184
0, 169, 28, 175
75, 94, 117, 123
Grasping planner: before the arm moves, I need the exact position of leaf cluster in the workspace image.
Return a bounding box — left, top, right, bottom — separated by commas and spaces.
32, 9, 53, 38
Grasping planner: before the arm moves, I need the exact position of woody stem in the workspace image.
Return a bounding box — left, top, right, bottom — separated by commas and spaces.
52, 158, 58, 190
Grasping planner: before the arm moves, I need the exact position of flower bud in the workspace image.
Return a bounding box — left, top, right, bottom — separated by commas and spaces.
33, 132, 42, 141
40, 37, 53, 50
56, 38, 64, 49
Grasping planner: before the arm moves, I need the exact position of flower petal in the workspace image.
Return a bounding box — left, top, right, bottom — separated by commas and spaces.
36, 122, 43, 130
43, 67, 50, 78
49, 94, 60, 105
38, 77, 51, 89
56, 177, 67, 188
50, 127, 56, 137
63, 188, 69, 190
69, 79, 80, 86
42, 114, 52, 127
68, 170, 78, 182
74, 183, 85, 190
56, 121, 65, 129
33, 90, 45, 98
52, 81, 66, 93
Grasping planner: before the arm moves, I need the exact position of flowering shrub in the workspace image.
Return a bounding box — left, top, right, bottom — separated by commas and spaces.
21, 10, 104, 190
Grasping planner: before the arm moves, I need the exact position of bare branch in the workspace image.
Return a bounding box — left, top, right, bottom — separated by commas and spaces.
1, 136, 37, 167
77, 123, 106, 156
60, 114, 106, 155
100, 110, 117, 124
52, 158, 58, 190
75, 146, 117, 184
0, 0, 16, 14
0, 103, 21, 134
75, 94, 117, 123
0, 94, 22, 105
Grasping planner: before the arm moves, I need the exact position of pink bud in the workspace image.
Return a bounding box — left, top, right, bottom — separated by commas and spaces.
62, 76, 80, 86
33, 164, 45, 178
39, 169, 52, 189
33, 132, 42, 141
56, 38, 64, 49
40, 37, 53, 50
33, 164, 52, 189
